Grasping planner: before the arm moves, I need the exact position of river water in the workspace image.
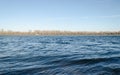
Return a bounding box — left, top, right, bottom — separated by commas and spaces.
0, 36, 120, 75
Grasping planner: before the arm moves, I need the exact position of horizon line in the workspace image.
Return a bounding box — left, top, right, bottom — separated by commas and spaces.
0, 29, 120, 32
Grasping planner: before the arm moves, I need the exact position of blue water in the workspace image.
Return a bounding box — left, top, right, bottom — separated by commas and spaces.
0, 36, 120, 75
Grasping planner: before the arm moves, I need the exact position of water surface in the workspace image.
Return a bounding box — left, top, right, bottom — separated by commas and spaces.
0, 36, 120, 75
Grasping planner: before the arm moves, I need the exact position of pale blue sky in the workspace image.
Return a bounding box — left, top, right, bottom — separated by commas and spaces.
0, 0, 120, 31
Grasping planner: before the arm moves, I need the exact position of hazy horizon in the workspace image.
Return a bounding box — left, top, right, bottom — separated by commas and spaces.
0, 0, 120, 31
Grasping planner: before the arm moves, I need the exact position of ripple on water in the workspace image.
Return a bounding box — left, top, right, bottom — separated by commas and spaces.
0, 36, 120, 75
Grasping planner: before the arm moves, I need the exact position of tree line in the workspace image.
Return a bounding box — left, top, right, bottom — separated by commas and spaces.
0, 29, 120, 35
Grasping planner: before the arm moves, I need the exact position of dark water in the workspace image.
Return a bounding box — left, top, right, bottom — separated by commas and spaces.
0, 36, 120, 75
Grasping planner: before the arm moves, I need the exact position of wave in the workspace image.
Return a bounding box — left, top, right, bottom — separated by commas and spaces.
0, 36, 120, 75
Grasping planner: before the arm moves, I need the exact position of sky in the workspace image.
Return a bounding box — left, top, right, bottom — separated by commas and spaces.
0, 0, 120, 31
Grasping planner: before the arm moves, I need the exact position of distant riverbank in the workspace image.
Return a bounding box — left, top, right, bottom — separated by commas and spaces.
0, 30, 120, 35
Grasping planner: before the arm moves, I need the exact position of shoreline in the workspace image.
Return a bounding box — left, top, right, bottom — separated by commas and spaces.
0, 30, 120, 36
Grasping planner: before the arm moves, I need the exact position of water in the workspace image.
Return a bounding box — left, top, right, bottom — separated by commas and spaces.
0, 36, 120, 75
